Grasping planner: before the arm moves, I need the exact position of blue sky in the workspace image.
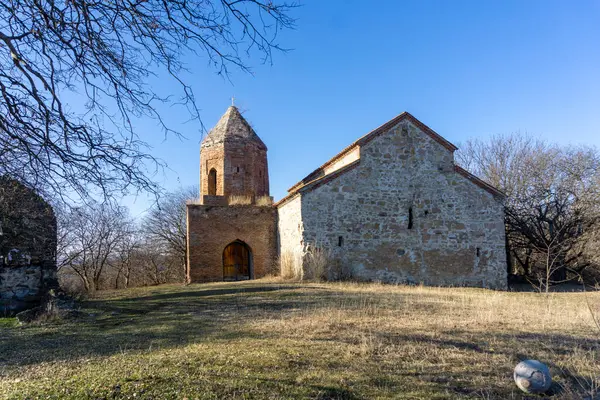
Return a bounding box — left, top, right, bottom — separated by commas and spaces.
122, 0, 600, 217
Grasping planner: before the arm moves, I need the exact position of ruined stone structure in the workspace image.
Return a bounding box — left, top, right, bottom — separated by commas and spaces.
0, 177, 58, 313
187, 107, 507, 289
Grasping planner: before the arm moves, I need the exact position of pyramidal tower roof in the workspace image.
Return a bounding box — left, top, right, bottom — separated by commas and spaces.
202, 106, 266, 150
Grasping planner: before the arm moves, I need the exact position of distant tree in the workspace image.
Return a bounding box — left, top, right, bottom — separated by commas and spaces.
109, 229, 141, 289
58, 203, 135, 291
457, 134, 600, 287
135, 238, 182, 286
142, 186, 197, 279
0, 1, 296, 203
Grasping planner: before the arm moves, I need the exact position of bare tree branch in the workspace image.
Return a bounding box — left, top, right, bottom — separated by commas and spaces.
0, 0, 297, 203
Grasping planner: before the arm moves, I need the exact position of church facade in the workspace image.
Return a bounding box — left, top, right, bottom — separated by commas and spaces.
186, 106, 507, 289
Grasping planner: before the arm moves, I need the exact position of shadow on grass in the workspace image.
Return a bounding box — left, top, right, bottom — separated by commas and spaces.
1, 281, 598, 399
117, 284, 311, 302
0, 283, 325, 367
358, 329, 599, 398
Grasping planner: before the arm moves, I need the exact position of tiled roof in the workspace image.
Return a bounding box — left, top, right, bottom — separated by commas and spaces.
276, 112, 504, 206
202, 106, 267, 150
287, 112, 457, 194
454, 165, 505, 198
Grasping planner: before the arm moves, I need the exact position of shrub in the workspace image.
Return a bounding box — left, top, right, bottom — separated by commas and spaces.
304, 244, 330, 281
328, 260, 356, 282
278, 250, 302, 280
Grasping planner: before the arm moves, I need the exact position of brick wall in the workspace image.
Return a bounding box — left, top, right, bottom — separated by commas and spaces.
200, 141, 269, 199
187, 204, 277, 282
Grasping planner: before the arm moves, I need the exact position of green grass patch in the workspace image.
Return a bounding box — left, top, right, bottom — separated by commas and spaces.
0, 281, 598, 399
0, 317, 17, 328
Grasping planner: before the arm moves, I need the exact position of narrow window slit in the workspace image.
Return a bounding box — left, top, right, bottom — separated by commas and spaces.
338, 236, 343, 247
408, 207, 413, 229
476, 247, 481, 257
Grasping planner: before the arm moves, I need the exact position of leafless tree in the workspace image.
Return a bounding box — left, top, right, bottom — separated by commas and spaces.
58, 203, 135, 291
142, 186, 197, 278
109, 228, 141, 289
0, 1, 296, 203
457, 134, 600, 286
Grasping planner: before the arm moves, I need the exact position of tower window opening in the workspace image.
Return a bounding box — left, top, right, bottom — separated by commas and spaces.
208, 168, 217, 195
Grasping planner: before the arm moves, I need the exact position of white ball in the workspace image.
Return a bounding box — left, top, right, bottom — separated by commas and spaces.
514, 360, 552, 394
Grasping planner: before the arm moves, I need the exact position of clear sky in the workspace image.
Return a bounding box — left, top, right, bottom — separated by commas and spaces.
122, 0, 600, 217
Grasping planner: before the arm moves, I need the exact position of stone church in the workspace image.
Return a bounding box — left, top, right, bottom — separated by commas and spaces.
186, 106, 507, 289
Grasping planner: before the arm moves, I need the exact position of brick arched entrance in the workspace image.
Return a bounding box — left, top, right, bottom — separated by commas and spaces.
223, 240, 252, 281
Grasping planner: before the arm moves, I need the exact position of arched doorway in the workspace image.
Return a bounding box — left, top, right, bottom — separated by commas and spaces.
223, 240, 252, 281
208, 168, 217, 195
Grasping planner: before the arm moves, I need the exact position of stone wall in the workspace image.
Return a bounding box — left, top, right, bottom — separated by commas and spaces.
276, 194, 304, 276
187, 204, 277, 282
0, 176, 58, 313
278, 120, 507, 289
0, 265, 57, 313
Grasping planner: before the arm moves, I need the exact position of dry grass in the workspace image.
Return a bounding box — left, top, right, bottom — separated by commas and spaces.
0, 281, 599, 399
255, 195, 273, 206
228, 194, 253, 205
304, 244, 330, 281
278, 250, 303, 280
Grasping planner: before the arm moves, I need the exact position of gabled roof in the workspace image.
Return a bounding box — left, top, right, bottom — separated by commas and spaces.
454, 165, 505, 198
202, 106, 267, 150
287, 112, 457, 194
276, 111, 504, 207
274, 160, 361, 207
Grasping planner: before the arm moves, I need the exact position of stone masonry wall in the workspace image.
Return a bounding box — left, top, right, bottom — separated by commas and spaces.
187, 204, 277, 282
276, 194, 304, 276
281, 120, 507, 289
0, 177, 58, 313
0, 265, 57, 313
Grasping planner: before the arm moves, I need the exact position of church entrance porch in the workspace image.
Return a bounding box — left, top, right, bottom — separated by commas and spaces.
223, 241, 252, 281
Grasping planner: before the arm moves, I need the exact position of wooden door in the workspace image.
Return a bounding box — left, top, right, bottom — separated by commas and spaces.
223, 241, 251, 281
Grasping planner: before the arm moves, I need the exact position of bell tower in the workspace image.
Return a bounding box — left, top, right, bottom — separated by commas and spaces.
199, 106, 270, 202
188, 105, 277, 284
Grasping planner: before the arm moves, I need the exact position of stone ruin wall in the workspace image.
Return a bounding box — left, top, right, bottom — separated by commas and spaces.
277, 120, 507, 289
0, 178, 57, 313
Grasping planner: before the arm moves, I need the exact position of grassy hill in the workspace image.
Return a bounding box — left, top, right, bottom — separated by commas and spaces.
0, 280, 599, 399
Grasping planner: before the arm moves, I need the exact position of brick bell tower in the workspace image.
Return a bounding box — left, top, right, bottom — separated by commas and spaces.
199, 106, 270, 201
186, 105, 277, 283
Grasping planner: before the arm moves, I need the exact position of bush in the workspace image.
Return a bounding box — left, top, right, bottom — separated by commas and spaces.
328, 260, 356, 282
304, 245, 330, 281
278, 250, 302, 280
58, 271, 87, 300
